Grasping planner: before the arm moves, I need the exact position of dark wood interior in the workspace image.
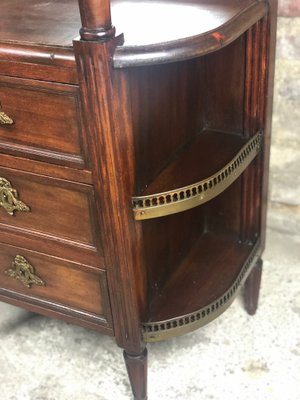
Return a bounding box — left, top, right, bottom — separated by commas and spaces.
130, 36, 249, 313
149, 231, 252, 321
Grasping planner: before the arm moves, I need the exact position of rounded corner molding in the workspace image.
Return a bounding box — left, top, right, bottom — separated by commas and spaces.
142, 239, 261, 342
113, 1, 268, 68
132, 132, 262, 221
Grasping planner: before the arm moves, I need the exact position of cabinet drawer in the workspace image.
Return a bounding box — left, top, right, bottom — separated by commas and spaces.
0, 167, 102, 250
0, 243, 110, 320
0, 76, 86, 168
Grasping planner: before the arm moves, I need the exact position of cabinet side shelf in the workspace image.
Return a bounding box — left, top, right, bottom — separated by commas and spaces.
133, 132, 262, 220
142, 236, 261, 342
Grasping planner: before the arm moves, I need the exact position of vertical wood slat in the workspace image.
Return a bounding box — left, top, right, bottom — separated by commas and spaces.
241, 14, 270, 245
260, 0, 278, 251
78, 0, 115, 41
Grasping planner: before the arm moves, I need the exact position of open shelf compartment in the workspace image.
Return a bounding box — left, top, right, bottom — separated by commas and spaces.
132, 130, 262, 220
142, 233, 261, 342
131, 26, 266, 343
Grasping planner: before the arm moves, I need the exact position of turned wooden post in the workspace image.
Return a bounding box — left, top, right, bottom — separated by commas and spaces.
124, 349, 148, 400
78, 0, 115, 40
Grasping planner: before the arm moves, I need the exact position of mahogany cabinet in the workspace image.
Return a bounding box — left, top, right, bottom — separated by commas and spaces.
0, 0, 277, 398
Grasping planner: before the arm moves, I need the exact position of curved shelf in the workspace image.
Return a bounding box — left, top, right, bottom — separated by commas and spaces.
113, 0, 268, 67
142, 237, 261, 342
133, 132, 262, 221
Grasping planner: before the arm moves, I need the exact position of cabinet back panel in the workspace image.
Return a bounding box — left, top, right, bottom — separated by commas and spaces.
129, 58, 206, 192
205, 35, 246, 134
142, 205, 206, 299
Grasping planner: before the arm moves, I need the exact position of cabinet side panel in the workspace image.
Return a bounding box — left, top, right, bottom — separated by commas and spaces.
260, 0, 277, 249
204, 35, 246, 134
241, 5, 277, 247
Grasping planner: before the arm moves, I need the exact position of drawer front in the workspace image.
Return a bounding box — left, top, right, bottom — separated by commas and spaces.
0, 166, 102, 250
0, 77, 86, 168
0, 243, 110, 320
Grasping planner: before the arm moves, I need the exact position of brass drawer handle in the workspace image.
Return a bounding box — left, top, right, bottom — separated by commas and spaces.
5, 255, 45, 288
0, 177, 30, 215
0, 110, 14, 125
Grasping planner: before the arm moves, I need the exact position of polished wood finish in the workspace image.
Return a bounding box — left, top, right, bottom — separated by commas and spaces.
143, 131, 246, 195
124, 348, 148, 400
0, 243, 109, 318
74, 38, 147, 354
78, 0, 115, 40
0, 152, 92, 184
0, 43, 78, 84
0, 166, 101, 249
0, 0, 80, 47
113, 0, 268, 67
0, 0, 277, 398
0, 0, 266, 51
129, 57, 206, 191
0, 76, 87, 168
261, 0, 278, 250
149, 233, 255, 321
243, 258, 263, 315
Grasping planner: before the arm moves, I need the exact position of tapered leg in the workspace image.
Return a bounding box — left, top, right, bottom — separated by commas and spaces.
243, 258, 263, 315
124, 348, 148, 400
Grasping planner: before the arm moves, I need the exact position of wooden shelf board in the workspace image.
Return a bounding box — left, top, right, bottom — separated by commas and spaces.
148, 232, 254, 322
132, 131, 263, 220
144, 130, 246, 195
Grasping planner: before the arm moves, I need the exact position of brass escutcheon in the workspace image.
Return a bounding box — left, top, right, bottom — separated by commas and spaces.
0, 104, 14, 125
0, 177, 30, 215
5, 255, 45, 288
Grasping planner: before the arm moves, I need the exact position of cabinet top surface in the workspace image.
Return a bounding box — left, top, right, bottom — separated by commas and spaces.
0, 0, 262, 48
0, 0, 81, 47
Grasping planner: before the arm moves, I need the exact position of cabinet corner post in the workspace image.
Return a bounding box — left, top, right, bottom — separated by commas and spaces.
78, 0, 116, 41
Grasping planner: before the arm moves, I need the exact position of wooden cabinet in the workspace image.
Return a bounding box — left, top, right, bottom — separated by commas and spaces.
0, 0, 277, 398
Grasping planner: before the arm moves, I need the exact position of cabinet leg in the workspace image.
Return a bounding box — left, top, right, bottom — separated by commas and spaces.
243, 258, 263, 315
123, 347, 148, 400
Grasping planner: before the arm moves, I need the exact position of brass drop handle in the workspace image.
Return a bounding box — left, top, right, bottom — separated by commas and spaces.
5, 255, 45, 288
0, 103, 14, 125
0, 177, 30, 215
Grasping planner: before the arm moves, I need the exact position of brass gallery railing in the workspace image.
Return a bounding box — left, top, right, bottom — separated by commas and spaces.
142, 239, 261, 342
132, 132, 262, 221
